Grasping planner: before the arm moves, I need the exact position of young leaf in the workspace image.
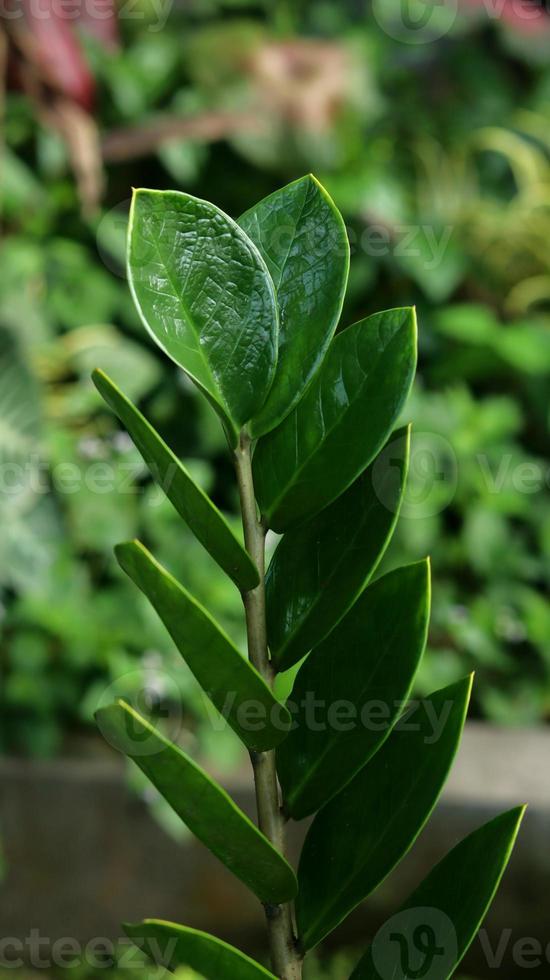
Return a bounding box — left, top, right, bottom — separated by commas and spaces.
297, 675, 474, 950
92, 369, 259, 592
253, 307, 417, 532
95, 700, 298, 905
127, 188, 279, 444
124, 920, 277, 980
350, 806, 526, 980
238, 175, 349, 437
277, 560, 431, 820
267, 427, 410, 672
115, 540, 290, 752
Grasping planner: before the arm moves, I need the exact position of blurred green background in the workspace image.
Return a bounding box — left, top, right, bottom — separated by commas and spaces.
1, 0, 550, 764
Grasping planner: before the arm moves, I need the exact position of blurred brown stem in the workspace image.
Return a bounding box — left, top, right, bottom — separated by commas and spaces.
101, 111, 259, 163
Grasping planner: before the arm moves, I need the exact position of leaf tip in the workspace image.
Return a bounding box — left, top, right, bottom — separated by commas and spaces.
408, 305, 419, 350
459, 672, 475, 713
121, 921, 138, 934
115, 537, 141, 554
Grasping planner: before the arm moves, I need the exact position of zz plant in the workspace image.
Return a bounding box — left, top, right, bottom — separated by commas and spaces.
93, 176, 524, 980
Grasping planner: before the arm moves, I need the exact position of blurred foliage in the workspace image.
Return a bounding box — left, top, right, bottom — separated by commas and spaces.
0, 950, 478, 980
1, 0, 550, 762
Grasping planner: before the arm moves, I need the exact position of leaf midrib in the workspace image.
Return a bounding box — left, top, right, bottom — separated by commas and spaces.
137, 200, 229, 415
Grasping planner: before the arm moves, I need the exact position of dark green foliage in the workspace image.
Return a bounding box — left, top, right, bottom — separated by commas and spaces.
114, 540, 289, 751
276, 561, 431, 820
4, 8, 550, 758
93, 369, 259, 591
128, 189, 279, 443
93, 180, 523, 979
124, 920, 277, 979
96, 700, 297, 905
238, 175, 349, 437
296, 676, 473, 950
253, 308, 417, 532
266, 427, 410, 672
350, 807, 526, 979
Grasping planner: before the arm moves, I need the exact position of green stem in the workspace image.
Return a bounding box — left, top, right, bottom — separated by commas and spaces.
234, 433, 302, 980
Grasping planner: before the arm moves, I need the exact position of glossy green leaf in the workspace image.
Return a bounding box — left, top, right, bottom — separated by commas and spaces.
115, 540, 290, 752
92, 369, 258, 592
267, 427, 410, 672
95, 700, 297, 905
253, 307, 417, 532
239, 175, 349, 437
124, 920, 276, 979
350, 806, 526, 980
127, 188, 278, 443
297, 675, 473, 950
277, 560, 431, 820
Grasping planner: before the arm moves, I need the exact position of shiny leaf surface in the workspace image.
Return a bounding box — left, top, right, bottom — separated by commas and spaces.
124, 920, 277, 979
239, 175, 349, 437
350, 806, 526, 979
93, 369, 259, 591
253, 307, 417, 531
267, 427, 410, 672
127, 188, 278, 442
277, 560, 431, 820
95, 701, 298, 904
116, 540, 290, 751
297, 676, 473, 950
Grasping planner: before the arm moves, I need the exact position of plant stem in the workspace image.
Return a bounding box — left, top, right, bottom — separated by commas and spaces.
235, 433, 302, 980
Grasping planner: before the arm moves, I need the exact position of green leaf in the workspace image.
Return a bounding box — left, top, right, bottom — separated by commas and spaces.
253, 307, 417, 532
297, 676, 473, 951
92, 369, 259, 592
277, 560, 431, 820
124, 920, 277, 979
95, 700, 298, 905
350, 806, 526, 980
267, 427, 410, 672
238, 175, 349, 437
115, 540, 290, 752
127, 188, 278, 443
